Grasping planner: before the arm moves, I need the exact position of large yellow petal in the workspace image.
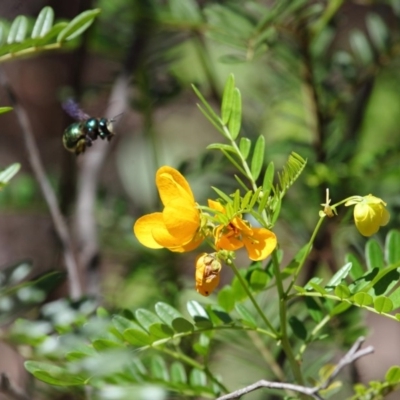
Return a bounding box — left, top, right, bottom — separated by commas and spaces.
156, 166, 194, 206
243, 228, 277, 261
163, 198, 200, 243
133, 213, 165, 249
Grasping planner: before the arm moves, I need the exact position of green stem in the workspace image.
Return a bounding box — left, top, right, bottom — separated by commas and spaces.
0, 43, 62, 64
272, 250, 304, 385
286, 215, 326, 295
160, 347, 230, 394
297, 314, 331, 359
229, 260, 278, 338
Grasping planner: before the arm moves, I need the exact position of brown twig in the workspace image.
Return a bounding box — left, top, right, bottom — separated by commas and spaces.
0, 373, 30, 400
73, 73, 129, 295
217, 337, 374, 400
0, 69, 83, 299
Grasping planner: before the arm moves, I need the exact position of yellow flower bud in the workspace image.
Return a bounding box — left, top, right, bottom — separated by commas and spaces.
346, 195, 390, 237
195, 253, 221, 297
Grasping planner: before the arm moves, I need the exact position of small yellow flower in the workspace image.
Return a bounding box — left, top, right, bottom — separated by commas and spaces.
195, 253, 221, 296
345, 194, 390, 237
208, 200, 277, 261
134, 166, 203, 252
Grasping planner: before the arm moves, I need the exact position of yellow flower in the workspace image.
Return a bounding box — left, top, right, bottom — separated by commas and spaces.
195, 253, 221, 296
345, 194, 390, 237
208, 200, 277, 261
134, 166, 203, 252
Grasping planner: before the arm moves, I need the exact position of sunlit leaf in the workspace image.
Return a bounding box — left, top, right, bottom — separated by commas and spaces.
25, 361, 85, 386
217, 286, 235, 312
325, 263, 352, 290
250, 135, 265, 180
352, 292, 373, 307
386, 366, 400, 384
365, 239, 384, 270
239, 137, 251, 160
373, 296, 393, 313
228, 88, 242, 139
57, 9, 101, 42
221, 74, 235, 124
7, 16, 28, 44
385, 230, 400, 264
31, 6, 54, 38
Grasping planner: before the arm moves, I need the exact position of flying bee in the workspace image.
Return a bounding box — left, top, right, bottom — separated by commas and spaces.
62, 99, 118, 155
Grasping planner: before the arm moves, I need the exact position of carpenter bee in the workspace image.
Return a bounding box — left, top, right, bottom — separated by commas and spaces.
62, 99, 117, 155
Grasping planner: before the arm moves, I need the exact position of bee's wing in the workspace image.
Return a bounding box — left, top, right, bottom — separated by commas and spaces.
62, 99, 90, 121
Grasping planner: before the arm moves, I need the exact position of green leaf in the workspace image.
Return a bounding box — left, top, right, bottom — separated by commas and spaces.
373, 268, 400, 296
192, 85, 221, 128
207, 143, 237, 154
154, 302, 183, 327
366, 13, 388, 51
386, 366, 400, 384
135, 309, 161, 331
228, 88, 242, 139
208, 307, 233, 324
189, 369, 207, 387
350, 29, 373, 65
385, 230, 400, 264
57, 9, 101, 42
262, 162, 274, 194
151, 355, 169, 381
123, 328, 153, 346
170, 362, 187, 384
239, 137, 251, 160
235, 304, 257, 328
389, 286, 400, 310
25, 361, 85, 386
211, 187, 233, 205
171, 317, 194, 333
0, 106, 13, 114
231, 272, 248, 302
7, 16, 28, 44
353, 292, 373, 307
305, 297, 323, 322
221, 74, 235, 124
31, 6, 54, 38
334, 284, 351, 299
187, 301, 211, 328
92, 339, 123, 351
346, 253, 364, 280
217, 286, 235, 312
0, 163, 20, 187
249, 269, 269, 291
325, 263, 352, 290
250, 135, 265, 180
148, 323, 174, 338
365, 239, 384, 270
112, 315, 137, 333
282, 244, 310, 280
373, 296, 393, 313
330, 302, 352, 316
308, 282, 327, 295
288, 316, 307, 340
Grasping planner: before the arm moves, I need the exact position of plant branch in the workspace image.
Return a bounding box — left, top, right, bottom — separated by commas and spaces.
0, 69, 82, 299
0, 373, 30, 400
217, 337, 374, 400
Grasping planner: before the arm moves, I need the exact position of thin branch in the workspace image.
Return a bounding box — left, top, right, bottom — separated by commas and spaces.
0, 373, 30, 400
73, 73, 129, 296
217, 337, 374, 400
0, 69, 83, 299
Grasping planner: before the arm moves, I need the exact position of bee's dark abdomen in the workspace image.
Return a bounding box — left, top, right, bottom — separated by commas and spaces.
63, 122, 87, 154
